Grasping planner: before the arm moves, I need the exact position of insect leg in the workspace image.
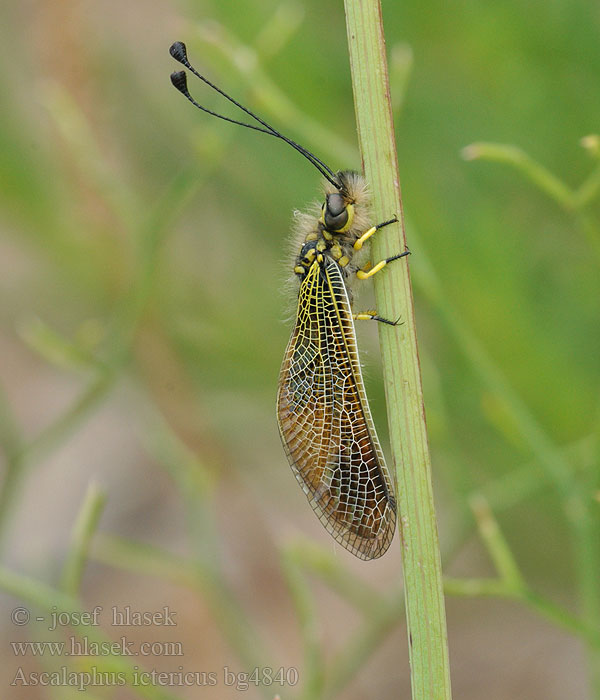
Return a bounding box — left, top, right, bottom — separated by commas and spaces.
356, 249, 411, 280
353, 217, 398, 251
354, 311, 402, 326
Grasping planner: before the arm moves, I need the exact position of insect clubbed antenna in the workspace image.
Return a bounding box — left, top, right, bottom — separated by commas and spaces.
169, 41, 342, 189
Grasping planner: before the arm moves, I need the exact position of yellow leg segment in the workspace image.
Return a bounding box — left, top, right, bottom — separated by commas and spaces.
353, 226, 378, 251
354, 311, 402, 326
353, 216, 399, 251
354, 311, 378, 321
357, 249, 410, 280
357, 260, 388, 279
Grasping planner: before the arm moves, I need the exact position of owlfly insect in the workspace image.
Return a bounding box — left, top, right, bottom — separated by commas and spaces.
169, 41, 409, 559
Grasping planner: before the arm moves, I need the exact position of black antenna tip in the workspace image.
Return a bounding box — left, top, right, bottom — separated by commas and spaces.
170, 70, 189, 95
169, 41, 188, 64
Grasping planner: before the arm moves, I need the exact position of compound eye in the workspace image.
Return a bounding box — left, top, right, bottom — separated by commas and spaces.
326, 193, 345, 217
324, 193, 349, 230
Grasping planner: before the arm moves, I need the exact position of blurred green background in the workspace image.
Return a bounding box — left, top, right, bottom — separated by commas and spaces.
0, 0, 599, 698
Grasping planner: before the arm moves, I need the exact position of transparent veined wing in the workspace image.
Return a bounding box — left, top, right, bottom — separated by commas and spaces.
277, 256, 396, 559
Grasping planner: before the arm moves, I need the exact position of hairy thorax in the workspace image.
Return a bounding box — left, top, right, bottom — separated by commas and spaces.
291, 170, 372, 282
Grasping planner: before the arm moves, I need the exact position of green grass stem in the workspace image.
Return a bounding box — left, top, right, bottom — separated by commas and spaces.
60, 483, 107, 597
343, 1, 452, 698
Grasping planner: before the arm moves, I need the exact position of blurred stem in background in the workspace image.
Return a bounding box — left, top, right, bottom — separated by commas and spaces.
0, 87, 204, 547
463, 137, 600, 698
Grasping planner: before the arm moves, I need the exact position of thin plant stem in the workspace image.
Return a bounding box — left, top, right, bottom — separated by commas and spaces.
282, 540, 380, 613
60, 483, 107, 597
343, 1, 452, 699
462, 141, 600, 263
461, 143, 574, 209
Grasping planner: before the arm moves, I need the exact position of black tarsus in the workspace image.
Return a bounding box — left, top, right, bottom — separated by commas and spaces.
169, 41, 342, 189
375, 217, 399, 230
370, 314, 403, 326
385, 249, 411, 265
